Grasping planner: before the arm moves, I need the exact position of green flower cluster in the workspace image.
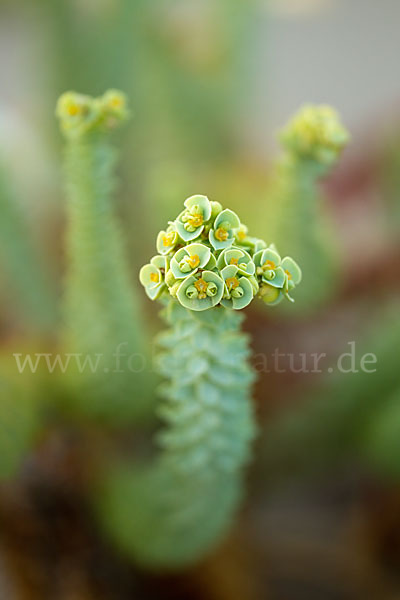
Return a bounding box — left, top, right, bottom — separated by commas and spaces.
280, 104, 349, 166
56, 89, 129, 138
140, 195, 302, 311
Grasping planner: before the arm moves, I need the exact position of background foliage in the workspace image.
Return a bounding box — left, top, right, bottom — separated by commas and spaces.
0, 0, 400, 598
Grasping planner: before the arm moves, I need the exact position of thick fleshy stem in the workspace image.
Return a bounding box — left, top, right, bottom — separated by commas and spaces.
97, 300, 256, 568
265, 157, 337, 311
59, 91, 153, 422
264, 105, 349, 313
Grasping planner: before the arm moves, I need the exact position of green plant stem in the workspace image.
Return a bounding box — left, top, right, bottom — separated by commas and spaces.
98, 300, 256, 568
63, 133, 152, 422
264, 156, 338, 312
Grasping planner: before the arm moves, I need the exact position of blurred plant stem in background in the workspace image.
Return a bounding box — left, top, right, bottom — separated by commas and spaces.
44, 0, 255, 156
263, 157, 339, 312
58, 91, 154, 424
38, 0, 259, 245
261, 105, 349, 314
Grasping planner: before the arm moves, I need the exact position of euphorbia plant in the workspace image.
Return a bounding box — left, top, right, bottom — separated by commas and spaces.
57, 89, 153, 422
101, 198, 301, 568
57, 89, 302, 568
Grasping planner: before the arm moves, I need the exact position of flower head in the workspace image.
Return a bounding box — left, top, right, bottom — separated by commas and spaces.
220, 265, 254, 310
156, 228, 179, 255
56, 92, 100, 138
139, 255, 168, 300
217, 247, 255, 277
101, 89, 129, 121
209, 209, 240, 250
235, 224, 248, 245
140, 196, 301, 311
280, 104, 349, 166
175, 195, 212, 242
253, 247, 285, 288
177, 271, 224, 311
170, 243, 212, 279
255, 248, 302, 305
56, 89, 129, 139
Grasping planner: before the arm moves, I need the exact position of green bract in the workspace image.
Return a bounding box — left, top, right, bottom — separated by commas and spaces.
177, 271, 224, 311
139, 195, 302, 311
234, 224, 249, 245
170, 243, 211, 279
254, 247, 285, 288
139, 255, 167, 300
217, 247, 255, 277
257, 251, 302, 305
252, 238, 268, 253
259, 282, 284, 306
281, 256, 302, 302
156, 228, 179, 255
209, 209, 240, 250
220, 265, 254, 310
176, 195, 212, 242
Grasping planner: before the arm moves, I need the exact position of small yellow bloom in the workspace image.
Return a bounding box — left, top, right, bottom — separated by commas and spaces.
230, 257, 239, 266
67, 103, 81, 116
226, 277, 239, 290
187, 213, 203, 228
102, 90, 128, 118
215, 227, 228, 242
162, 232, 175, 247
195, 278, 208, 299
109, 96, 123, 109
187, 254, 200, 269
150, 272, 160, 283
263, 260, 276, 270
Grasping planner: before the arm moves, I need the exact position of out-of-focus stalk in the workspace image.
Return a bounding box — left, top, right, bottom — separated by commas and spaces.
57, 90, 153, 423
264, 105, 349, 313
97, 301, 255, 568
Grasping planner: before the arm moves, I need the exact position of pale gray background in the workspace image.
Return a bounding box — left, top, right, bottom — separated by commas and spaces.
246, 0, 400, 154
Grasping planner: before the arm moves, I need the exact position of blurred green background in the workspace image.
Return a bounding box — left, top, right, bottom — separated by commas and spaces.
0, 0, 400, 598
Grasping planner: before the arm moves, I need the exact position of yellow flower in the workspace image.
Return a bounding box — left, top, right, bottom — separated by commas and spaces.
195, 278, 208, 299
187, 213, 204, 228
215, 227, 229, 242
226, 277, 239, 290
187, 254, 200, 269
